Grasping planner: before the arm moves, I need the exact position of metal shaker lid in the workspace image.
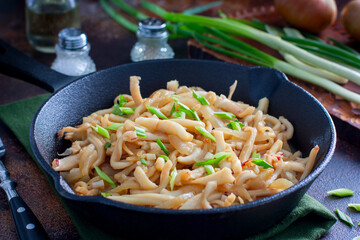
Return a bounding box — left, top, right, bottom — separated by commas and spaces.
58, 28, 88, 50
138, 18, 168, 38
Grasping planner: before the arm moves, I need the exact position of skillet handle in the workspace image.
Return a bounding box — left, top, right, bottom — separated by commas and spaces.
0, 39, 77, 93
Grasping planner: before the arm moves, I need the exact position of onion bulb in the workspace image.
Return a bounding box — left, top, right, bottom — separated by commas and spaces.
341, 0, 360, 41
274, 0, 337, 33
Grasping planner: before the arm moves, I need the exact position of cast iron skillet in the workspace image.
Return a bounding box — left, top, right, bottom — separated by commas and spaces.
0, 40, 336, 239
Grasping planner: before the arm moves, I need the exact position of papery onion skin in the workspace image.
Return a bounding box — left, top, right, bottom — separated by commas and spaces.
341, 0, 360, 41
274, 0, 337, 33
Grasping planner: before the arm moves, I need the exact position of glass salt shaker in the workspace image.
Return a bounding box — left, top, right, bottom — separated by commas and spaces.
51, 28, 96, 76
26, 0, 80, 53
130, 18, 174, 62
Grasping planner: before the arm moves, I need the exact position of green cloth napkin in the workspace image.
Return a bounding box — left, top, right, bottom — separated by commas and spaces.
0, 94, 337, 240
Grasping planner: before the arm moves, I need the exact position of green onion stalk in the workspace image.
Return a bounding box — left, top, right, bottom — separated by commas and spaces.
163, 13, 360, 85
188, 26, 360, 104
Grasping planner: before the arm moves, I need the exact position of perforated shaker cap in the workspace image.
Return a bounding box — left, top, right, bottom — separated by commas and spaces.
58, 28, 88, 50
138, 18, 168, 38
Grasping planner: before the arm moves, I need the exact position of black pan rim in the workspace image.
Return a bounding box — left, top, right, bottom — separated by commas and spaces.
29, 59, 336, 215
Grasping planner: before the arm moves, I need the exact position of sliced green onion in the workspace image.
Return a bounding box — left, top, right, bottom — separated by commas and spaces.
192, 90, 209, 105
327, 188, 354, 197
112, 104, 135, 116
156, 139, 170, 156
146, 106, 168, 120
160, 155, 170, 162
204, 165, 215, 175
251, 151, 261, 159
170, 167, 177, 191
93, 165, 116, 188
335, 208, 354, 227
91, 125, 110, 139
348, 204, 360, 211
172, 111, 186, 119
100, 192, 111, 197
214, 112, 236, 119
173, 96, 195, 118
194, 152, 233, 167
118, 94, 127, 107
105, 123, 124, 131
135, 126, 146, 138
227, 120, 244, 130
195, 126, 216, 142
191, 109, 200, 121
251, 159, 273, 169
170, 103, 176, 116
140, 158, 148, 166
104, 142, 111, 149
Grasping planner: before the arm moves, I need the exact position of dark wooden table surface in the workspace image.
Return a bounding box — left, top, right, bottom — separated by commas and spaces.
0, 0, 359, 239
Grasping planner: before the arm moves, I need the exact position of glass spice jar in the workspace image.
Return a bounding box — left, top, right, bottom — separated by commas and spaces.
130, 18, 174, 62
51, 28, 96, 76
25, 0, 80, 53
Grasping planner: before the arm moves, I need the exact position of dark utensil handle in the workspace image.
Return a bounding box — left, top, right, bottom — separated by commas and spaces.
0, 39, 77, 93
9, 195, 49, 240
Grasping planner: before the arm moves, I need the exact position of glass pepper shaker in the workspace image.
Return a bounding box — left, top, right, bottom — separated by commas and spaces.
130, 18, 174, 62
26, 0, 81, 53
51, 28, 96, 76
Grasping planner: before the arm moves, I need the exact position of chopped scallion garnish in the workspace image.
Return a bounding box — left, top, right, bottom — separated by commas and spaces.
214, 112, 236, 119
160, 155, 170, 162
204, 165, 215, 175
156, 139, 170, 156
227, 120, 244, 130
348, 204, 360, 211
93, 165, 116, 188
251, 159, 273, 169
191, 108, 200, 121
105, 123, 124, 131
112, 104, 135, 116
173, 96, 197, 119
140, 158, 148, 166
170, 167, 177, 191
251, 151, 261, 159
91, 124, 110, 139
135, 126, 146, 138
195, 126, 216, 142
194, 152, 233, 167
118, 94, 127, 107
172, 111, 186, 119
170, 103, 176, 116
146, 106, 168, 120
327, 188, 354, 197
192, 90, 209, 105
100, 192, 111, 197
104, 142, 111, 149
250, 151, 273, 169
335, 208, 354, 227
